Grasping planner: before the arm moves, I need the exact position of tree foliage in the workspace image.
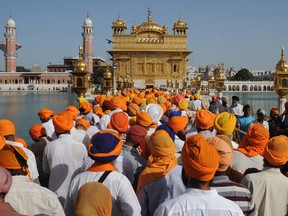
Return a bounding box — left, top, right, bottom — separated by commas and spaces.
91, 67, 106, 84
16, 66, 31, 72
231, 68, 254, 81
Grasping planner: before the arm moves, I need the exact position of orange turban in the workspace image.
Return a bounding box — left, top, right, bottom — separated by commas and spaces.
270, 107, 279, 116
147, 97, 157, 104
214, 112, 236, 136
66, 106, 79, 120
190, 95, 194, 100
159, 104, 167, 115
15, 137, 27, 148
53, 112, 74, 134
157, 95, 167, 104
127, 103, 140, 116
181, 134, 220, 181
137, 130, 177, 191
75, 182, 112, 216
93, 106, 103, 114
0, 119, 15, 136
132, 96, 142, 105
38, 108, 54, 120
179, 99, 189, 110
0, 144, 30, 179
0, 135, 6, 151
167, 116, 188, 132
29, 124, 47, 139
264, 136, 288, 166
237, 124, 269, 157
136, 112, 153, 127
110, 97, 123, 110
108, 112, 129, 133
208, 136, 233, 172
138, 92, 145, 99
195, 109, 216, 130
129, 116, 137, 126
174, 94, 185, 106
76, 119, 90, 130
79, 102, 92, 114
165, 101, 172, 108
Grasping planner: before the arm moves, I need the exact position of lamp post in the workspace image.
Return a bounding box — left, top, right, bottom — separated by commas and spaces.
208, 74, 215, 96
116, 76, 123, 92
102, 65, 113, 95
195, 74, 201, 94
215, 63, 225, 98
274, 47, 288, 113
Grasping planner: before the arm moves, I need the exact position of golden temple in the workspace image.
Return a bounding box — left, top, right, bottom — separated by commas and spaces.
108, 9, 192, 88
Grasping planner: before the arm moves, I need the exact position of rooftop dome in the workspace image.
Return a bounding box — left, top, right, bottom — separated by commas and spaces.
137, 9, 163, 34
6, 17, 15, 28
173, 16, 188, 29
276, 48, 288, 72
112, 15, 126, 27
83, 15, 93, 27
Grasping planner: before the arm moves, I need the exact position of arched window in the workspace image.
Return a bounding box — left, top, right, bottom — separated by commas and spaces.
77, 77, 82, 87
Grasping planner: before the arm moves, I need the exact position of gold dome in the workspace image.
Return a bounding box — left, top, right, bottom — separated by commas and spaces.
117, 76, 123, 82
74, 45, 86, 72
104, 66, 112, 78
137, 8, 164, 35
173, 16, 188, 29
276, 47, 288, 72
112, 15, 126, 28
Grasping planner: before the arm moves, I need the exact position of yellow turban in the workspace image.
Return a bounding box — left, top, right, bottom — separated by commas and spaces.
208, 136, 233, 172
157, 95, 167, 104
214, 112, 236, 136
38, 108, 54, 120
195, 109, 216, 130
167, 116, 188, 132
194, 94, 200, 100
237, 124, 269, 157
137, 130, 177, 192
264, 136, 288, 166
0, 119, 16, 136
53, 112, 74, 133
181, 134, 220, 181
136, 112, 152, 127
179, 99, 189, 110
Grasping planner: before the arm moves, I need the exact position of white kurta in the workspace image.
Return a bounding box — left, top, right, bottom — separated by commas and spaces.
72, 129, 90, 149
64, 171, 141, 216
5, 175, 64, 216
241, 167, 288, 216
154, 188, 244, 216
42, 134, 88, 206
42, 119, 56, 139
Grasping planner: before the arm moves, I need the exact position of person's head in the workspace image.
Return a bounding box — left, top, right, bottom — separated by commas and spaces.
231, 96, 239, 106
52, 112, 74, 136
0, 119, 16, 141
75, 119, 90, 131
107, 112, 129, 134
145, 104, 163, 124
79, 102, 92, 115
214, 112, 236, 136
211, 95, 217, 103
221, 96, 228, 106
136, 111, 153, 130
127, 103, 140, 117
37, 108, 54, 123
181, 134, 220, 189
0, 166, 12, 200
167, 116, 189, 135
110, 96, 123, 110
126, 125, 147, 148
65, 106, 79, 121
243, 104, 251, 116
195, 109, 216, 132
149, 130, 176, 158
29, 124, 47, 142
270, 107, 279, 121
256, 109, 267, 122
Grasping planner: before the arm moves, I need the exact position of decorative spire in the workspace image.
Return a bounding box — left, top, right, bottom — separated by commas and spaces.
281, 47, 285, 62
148, 7, 152, 20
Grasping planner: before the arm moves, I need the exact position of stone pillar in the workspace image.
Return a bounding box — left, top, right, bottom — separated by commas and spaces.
279, 97, 286, 114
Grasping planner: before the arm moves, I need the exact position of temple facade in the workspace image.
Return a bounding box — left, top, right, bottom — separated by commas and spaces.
108, 9, 191, 88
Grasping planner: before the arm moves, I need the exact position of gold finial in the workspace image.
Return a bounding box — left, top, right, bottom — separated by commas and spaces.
74, 45, 86, 71
148, 7, 152, 20
281, 47, 285, 61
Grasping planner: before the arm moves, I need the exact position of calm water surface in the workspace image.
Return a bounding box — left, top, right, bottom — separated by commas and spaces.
0, 91, 283, 144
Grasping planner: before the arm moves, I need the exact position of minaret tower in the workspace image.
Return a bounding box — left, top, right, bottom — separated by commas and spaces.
0, 16, 22, 72
82, 14, 94, 74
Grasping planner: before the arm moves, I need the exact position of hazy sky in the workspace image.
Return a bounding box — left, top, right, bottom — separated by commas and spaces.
0, 0, 287, 71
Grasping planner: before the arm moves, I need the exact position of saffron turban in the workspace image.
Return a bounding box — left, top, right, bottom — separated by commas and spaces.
76, 119, 90, 130
127, 103, 140, 116
0, 135, 6, 151
132, 96, 142, 105
165, 101, 172, 108
264, 136, 288, 166
129, 93, 136, 100
137, 130, 177, 191
129, 116, 137, 126
145, 104, 163, 124
157, 95, 167, 104
29, 124, 47, 139
168, 116, 189, 132
108, 112, 129, 133
214, 112, 236, 136
174, 94, 185, 106
181, 134, 220, 181
212, 95, 217, 101
15, 137, 27, 148
110, 97, 123, 110
75, 182, 112, 216
208, 136, 233, 172
53, 112, 74, 133
237, 124, 269, 157
93, 106, 103, 115
194, 94, 200, 100
88, 130, 122, 163
190, 95, 194, 100
156, 124, 175, 141
179, 99, 189, 110
127, 125, 148, 144
146, 97, 157, 104
164, 94, 171, 100
159, 104, 167, 115
0, 166, 12, 194
79, 102, 92, 114
38, 108, 54, 120
0, 144, 30, 178
195, 109, 216, 130
136, 112, 153, 127
66, 106, 79, 120
0, 119, 16, 136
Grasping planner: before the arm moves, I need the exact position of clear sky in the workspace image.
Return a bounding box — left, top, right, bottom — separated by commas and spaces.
0, 0, 287, 72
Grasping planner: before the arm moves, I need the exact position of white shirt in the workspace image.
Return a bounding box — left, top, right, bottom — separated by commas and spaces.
42, 134, 88, 206
241, 167, 288, 216
64, 171, 141, 216
86, 125, 100, 138
7, 140, 39, 183
230, 103, 244, 117
154, 188, 244, 216
230, 150, 264, 174
113, 155, 135, 184
192, 100, 202, 111
72, 129, 90, 149
42, 119, 56, 139
5, 175, 64, 216
137, 165, 186, 216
